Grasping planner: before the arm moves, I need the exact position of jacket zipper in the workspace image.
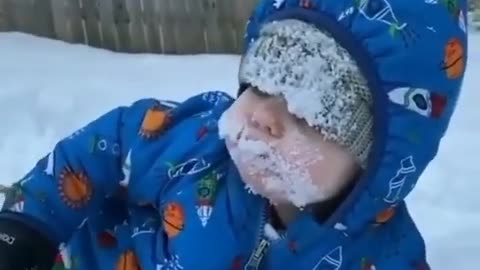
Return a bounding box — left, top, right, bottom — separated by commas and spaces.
243, 202, 270, 270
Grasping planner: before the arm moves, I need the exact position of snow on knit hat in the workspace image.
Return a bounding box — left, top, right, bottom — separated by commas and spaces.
238, 19, 373, 169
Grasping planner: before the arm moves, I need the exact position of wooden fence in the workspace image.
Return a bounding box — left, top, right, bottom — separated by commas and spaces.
0, 0, 258, 54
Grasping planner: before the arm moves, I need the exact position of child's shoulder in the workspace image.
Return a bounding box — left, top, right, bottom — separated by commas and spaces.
118, 90, 233, 127
130, 91, 234, 107
358, 203, 427, 267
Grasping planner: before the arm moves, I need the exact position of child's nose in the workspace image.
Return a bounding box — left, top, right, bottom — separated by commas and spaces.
250, 98, 285, 138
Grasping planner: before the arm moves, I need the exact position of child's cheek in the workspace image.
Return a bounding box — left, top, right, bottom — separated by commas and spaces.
277, 129, 343, 200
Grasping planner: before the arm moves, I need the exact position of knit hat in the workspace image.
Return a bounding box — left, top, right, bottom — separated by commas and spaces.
238, 19, 373, 168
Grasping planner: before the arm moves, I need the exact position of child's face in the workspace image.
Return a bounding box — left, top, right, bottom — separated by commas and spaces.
219, 88, 360, 207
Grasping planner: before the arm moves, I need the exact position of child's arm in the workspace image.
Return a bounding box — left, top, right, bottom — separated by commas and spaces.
0, 98, 166, 269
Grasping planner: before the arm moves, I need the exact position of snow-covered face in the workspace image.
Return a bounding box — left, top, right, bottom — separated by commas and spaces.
218, 88, 360, 207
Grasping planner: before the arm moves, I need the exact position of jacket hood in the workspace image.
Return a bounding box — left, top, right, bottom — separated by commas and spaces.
242, 0, 468, 236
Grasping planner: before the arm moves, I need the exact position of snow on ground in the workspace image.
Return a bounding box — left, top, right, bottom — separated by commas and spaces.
0, 31, 478, 269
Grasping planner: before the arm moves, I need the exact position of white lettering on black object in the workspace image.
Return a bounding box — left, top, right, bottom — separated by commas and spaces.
0, 232, 15, 245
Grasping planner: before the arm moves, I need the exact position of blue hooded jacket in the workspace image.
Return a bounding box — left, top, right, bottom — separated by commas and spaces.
0, 0, 468, 269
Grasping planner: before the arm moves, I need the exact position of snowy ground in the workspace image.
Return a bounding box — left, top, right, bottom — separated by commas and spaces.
0, 32, 478, 269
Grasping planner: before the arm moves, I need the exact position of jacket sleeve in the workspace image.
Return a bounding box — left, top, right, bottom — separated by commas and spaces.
0, 98, 171, 244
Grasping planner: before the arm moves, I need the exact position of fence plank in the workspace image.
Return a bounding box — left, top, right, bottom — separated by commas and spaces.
2, 0, 16, 31
2, 0, 55, 38
112, 0, 132, 51
52, 0, 86, 44
124, 0, 148, 52
19, 0, 36, 33
5, 0, 35, 33
158, 0, 177, 53
178, 0, 207, 54
142, 0, 162, 53
232, 0, 257, 53
81, 0, 102, 48
218, 0, 238, 53
168, 0, 187, 54
170, 0, 193, 54
98, 0, 118, 51
203, 0, 223, 53
172, 0, 204, 54
51, 0, 70, 41
30, 0, 55, 38
64, 0, 86, 43
0, 0, 7, 31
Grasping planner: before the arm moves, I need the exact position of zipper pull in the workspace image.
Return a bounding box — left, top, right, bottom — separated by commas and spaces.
244, 238, 271, 270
